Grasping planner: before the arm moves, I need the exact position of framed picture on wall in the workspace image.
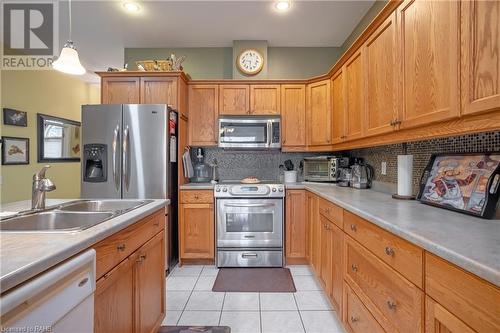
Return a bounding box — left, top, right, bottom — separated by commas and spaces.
3, 108, 28, 127
1, 136, 30, 165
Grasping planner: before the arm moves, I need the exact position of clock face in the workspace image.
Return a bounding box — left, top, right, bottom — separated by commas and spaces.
237, 49, 264, 75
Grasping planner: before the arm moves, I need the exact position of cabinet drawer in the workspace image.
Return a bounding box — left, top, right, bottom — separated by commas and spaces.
94, 210, 164, 279
318, 198, 343, 228
180, 190, 213, 204
426, 253, 500, 332
345, 237, 423, 333
344, 284, 384, 333
344, 210, 423, 288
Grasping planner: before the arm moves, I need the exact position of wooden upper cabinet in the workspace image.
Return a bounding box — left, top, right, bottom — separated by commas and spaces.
135, 232, 165, 333
281, 84, 306, 149
461, 0, 500, 116
364, 12, 398, 137
250, 84, 281, 115
307, 79, 332, 147
331, 70, 346, 144
344, 49, 365, 141
398, 0, 460, 129
140, 77, 178, 109
102, 77, 140, 104
188, 85, 219, 146
219, 85, 250, 115
285, 190, 307, 262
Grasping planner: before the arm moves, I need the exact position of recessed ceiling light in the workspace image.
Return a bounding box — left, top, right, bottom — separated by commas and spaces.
275, 0, 291, 12
123, 2, 141, 13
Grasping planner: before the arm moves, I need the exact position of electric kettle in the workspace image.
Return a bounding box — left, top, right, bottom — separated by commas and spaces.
351, 159, 374, 189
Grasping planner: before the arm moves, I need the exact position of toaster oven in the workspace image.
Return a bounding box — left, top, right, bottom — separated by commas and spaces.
303, 157, 350, 182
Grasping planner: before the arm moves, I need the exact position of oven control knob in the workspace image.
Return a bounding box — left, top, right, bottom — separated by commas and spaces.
222, 188, 228, 192
272, 188, 277, 192
215, 188, 221, 192
278, 188, 284, 192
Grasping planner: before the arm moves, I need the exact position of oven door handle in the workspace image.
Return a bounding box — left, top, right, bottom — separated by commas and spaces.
224, 203, 276, 208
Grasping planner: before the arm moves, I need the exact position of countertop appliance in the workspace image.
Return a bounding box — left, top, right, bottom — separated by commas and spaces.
0, 249, 96, 332
191, 148, 212, 183
303, 156, 350, 182
215, 182, 285, 267
81, 104, 179, 272
218, 116, 281, 149
351, 160, 374, 189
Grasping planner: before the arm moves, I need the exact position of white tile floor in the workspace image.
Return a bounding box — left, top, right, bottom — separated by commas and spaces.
163, 265, 346, 333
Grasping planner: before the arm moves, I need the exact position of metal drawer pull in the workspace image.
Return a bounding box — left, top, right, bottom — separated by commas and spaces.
387, 299, 397, 310
351, 264, 358, 272
242, 253, 258, 259
117, 244, 126, 251
350, 224, 357, 232
385, 246, 395, 256
350, 316, 359, 323
137, 254, 147, 263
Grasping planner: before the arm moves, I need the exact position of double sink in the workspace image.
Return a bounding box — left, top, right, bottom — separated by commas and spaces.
0, 200, 152, 233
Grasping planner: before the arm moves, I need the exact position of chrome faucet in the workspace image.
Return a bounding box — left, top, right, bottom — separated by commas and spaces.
32, 165, 56, 210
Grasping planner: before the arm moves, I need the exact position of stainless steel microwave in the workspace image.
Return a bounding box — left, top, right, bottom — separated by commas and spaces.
218, 116, 281, 149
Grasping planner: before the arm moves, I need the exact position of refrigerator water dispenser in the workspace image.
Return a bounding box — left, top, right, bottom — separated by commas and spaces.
83, 144, 107, 182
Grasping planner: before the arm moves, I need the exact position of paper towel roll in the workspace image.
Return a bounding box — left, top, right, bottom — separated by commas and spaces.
397, 155, 413, 196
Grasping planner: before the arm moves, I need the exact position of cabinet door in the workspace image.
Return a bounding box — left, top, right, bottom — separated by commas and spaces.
344, 50, 364, 141
94, 256, 135, 333
102, 77, 140, 104
281, 84, 306, 149
219, 85, 250, 115
285, 190, 307, 262
425, 297, 475, 333
188, 85, 219, 146
251, 84, 281, 115
179, 203, 215, 259
398, 0, 460, 128
307, 80, 332, 147
331, 70, 346, 144
364, 12, 398, 137
319, 217, 332, 297
135, 232, 166, 333
140, 77, 178, 109
331, 224, 344, 313
307, 193, 320, 275
461, 0, 500, 116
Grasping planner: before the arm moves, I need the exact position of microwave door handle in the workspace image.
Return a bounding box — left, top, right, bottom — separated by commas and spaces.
266, 120, 272, 147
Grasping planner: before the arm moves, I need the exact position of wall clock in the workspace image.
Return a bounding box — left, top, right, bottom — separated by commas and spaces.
237, 49, 264, 75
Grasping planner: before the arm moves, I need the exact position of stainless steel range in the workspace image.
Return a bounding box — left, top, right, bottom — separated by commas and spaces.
215, 182, 285, 267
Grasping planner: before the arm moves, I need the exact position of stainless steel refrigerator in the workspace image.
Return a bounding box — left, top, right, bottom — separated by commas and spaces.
81, 104, 179, 272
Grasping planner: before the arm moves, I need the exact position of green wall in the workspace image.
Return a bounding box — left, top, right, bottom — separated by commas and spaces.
125, 46, 342, 80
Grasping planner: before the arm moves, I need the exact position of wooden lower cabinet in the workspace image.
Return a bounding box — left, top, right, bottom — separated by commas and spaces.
94, 210, 166, 333
179, 190, 215, 263
319, 216, 333, 297
285, 190, 307, 263
307, 193, 321, 275
425, 296, 475, 333
344, 284, 384, 333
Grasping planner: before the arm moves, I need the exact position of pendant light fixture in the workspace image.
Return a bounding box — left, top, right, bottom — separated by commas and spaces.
53, 0, 85, 75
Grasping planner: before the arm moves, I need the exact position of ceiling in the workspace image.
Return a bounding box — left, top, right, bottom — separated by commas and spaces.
58, 0, 375, 80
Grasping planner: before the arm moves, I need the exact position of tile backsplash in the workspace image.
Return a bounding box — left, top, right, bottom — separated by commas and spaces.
190, 130, 500, 194
348, 130, 500, 195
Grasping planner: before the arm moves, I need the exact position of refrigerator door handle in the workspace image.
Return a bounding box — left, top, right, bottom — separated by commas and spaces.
123, 126, 130, 192
112, 125, 120, 192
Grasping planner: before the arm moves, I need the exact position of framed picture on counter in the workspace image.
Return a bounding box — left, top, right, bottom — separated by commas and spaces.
1, 136, 30, 165
417, 152, 500, 219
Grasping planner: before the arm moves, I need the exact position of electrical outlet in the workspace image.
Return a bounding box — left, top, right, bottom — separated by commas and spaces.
381, 162, 387, 175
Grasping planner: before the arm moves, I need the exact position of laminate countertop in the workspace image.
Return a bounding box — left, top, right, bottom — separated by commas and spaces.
0, 199, 169, 293
288, 182, 500, 287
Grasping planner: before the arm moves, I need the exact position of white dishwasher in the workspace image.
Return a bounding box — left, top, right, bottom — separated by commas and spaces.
1, 249, 96, 333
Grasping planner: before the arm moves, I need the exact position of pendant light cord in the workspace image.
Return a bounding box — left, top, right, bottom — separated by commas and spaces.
68, 0, 72, 41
